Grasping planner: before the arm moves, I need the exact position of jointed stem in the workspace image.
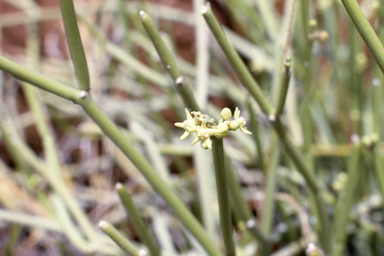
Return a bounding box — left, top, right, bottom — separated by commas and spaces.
0, 54, 222, 256
58, 0, 89, 91
140, 11, 200, 111
202, 4, 331, 252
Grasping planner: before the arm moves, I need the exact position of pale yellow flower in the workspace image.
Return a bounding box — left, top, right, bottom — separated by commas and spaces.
174, 108, 199, 140
229, 107, 252, 135
174, 107, 251, 149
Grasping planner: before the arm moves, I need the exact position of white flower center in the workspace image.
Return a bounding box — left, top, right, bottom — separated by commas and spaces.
184, 119, 195, 131
238, 117, 246, 125
198, 129, 210, 139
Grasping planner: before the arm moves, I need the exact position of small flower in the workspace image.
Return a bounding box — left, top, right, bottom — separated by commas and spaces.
174, 108, 198, 140
174, 107, 251, 150
191, 120, 215, 149
229, 107, 252, 135
216, 121, 229, 137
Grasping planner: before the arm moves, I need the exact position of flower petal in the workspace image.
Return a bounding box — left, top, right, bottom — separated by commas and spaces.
234, 107, 240, 119
191, 135, 201, 145
175, 122, 184, 128
240, 126, 252, 135
180, 131, 190, 140
185, 108, 193, 120
203, 138, 212, 149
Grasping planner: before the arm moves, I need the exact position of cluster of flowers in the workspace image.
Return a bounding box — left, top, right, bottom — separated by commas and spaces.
174, 107, 252, 149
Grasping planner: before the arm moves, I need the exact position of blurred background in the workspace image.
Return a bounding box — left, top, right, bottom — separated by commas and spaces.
0, 0, 383, 255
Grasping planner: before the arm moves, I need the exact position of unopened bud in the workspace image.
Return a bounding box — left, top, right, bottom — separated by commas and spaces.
220, 108, 232, 120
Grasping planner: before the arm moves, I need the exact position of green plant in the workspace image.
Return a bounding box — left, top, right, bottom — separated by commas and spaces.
1, 0, 384, 255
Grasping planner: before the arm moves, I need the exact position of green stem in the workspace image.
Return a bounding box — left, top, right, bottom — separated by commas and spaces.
272, 119, 330, 253
52, 195, 92, 254
202, 4, 272, 115
341, 0, 384, 74
212, 138, 236, 256
274, 57, 291, 116
0, 209, 61, 232
0, 55, 79, 101
140, 11, 200, 111
58, 0, 89, 91
260, 136, 279, 256
0, 113, 100, 244
116, 183, 161, 256
372, 4, 384, 137
202, 4, 330, 252
77, 94, 222, 256
225, 157, 268, 243
261, 137, 279, 237
348, 22, 363, 135
246, 99, 264, 171
193, 0, 210, 110
99, 221, 142, 256
372, 147, 384, 210
0, 115, 30, 174
0, 54, 222, 256
332, 137, 362, 256
3, 224, 22, 256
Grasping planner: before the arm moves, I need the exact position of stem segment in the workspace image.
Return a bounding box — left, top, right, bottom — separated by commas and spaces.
140, 11, 200, 111
58, 0, 89, 90
116, 183, 160, 256
340, 0, 384, 74
0, 54, 222, 256
333, 138, 362, 256
212, 138, 236, 256
202, 4, 330, 252
99, 221, 142, 256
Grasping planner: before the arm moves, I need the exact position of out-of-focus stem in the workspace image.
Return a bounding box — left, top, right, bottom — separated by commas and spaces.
332, 137, 362, 256
99, 221, 142, 256
116, 183, 160, 256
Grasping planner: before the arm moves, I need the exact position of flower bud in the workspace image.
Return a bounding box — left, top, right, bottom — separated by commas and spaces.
220, 108, 232, 120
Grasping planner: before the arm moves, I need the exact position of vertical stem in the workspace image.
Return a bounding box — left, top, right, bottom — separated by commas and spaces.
332, 138, 362, 256
274, 57, 292, 116
261, 137, 279, 236
212, 138, 236, 256
372, 147, 384, 210
246, 99, 264, 171
225, 157, 268, 243
202, 5, 330, 251
58, 0, 90, 91
260, 136, 280, 255
193, 0, 210, 110
348, 22, 363, 135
